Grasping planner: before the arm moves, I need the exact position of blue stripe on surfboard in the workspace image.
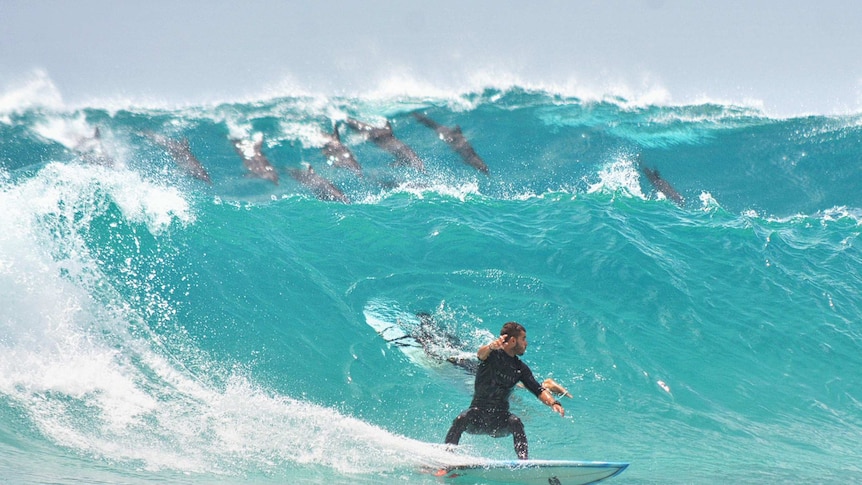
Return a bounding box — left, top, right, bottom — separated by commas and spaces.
438, 460, 629, 485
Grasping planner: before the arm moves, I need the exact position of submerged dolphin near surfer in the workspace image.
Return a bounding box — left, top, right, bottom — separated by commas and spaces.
412, 313, 571, 398
444, 321, 566, 460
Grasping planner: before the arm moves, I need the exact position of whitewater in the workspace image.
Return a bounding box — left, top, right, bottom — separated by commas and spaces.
1, 76, 862, 484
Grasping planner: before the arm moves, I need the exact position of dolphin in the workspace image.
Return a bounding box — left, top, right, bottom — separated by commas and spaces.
412, 112, 489, 174
231, 135, 279, 185
412, 312, 480, 374
637, 155, 684, 207
288, 164, 350, 204
142, 132, 211, 183
344, 117, 425, 171
73, 127, 114, 167
321, 125, 362, 177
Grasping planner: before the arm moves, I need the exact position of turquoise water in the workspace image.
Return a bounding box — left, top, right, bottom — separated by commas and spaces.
1, 89, 862, 484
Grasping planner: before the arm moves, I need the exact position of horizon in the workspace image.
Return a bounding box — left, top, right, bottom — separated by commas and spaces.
2, 1, 861, 117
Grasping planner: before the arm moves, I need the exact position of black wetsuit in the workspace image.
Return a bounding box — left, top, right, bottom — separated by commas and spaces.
444, 349, 545, 459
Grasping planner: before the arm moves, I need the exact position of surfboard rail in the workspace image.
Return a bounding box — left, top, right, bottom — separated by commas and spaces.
433, 459, 629, 485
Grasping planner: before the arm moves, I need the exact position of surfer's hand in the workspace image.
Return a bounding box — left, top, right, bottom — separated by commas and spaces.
479, 336, 508, 360
552, 402, 565, 417
489, 336, 505, 350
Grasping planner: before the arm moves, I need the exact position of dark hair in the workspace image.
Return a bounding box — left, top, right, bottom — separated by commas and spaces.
500, 321, 525, 339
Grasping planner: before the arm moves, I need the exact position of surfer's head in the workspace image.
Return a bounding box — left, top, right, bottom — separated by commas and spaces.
501, 322, 527, 355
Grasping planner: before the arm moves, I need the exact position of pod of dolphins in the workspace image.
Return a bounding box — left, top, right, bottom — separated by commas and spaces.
71, 113, 684, 206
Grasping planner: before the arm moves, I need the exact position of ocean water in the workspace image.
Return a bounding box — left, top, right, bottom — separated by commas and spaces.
1, 86, 862, 484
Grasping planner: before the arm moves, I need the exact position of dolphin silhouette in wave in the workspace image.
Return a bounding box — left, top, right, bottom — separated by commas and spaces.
141, 132, 211, 183
344, 117, 424, 171
231, 134, 279, 185
73, 127, 114, 167
412, 112, 489, 174
637, 155, 684, 207
289, 164, 350, 204
321, 125, 362, 177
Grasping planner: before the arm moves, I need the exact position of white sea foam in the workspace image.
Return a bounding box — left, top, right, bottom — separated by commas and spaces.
0, 70, 64, 121
587, 154, 646, 200
0, 162, 475, 476
0, 68, 781, 120
31, 114, 91, 148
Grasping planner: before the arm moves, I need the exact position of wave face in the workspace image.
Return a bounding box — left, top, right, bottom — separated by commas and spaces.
2, 88, 862, 484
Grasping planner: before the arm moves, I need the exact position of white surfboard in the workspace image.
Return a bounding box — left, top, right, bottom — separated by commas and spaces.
434, 459, 628, 485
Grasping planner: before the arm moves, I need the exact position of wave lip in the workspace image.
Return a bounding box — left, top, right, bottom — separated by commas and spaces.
0, 68, 775, 118
0, 70, 65, 118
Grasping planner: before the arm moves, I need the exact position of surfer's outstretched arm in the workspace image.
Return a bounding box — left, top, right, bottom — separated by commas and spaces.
477, 335, 510, 361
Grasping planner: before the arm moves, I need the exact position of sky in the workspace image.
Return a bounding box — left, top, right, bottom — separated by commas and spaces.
1, 0, 861, 116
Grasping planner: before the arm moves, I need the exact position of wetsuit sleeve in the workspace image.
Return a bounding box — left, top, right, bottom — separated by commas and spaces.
519, 362, 546, 397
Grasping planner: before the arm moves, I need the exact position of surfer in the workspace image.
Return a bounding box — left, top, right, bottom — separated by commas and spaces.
444, 322, 565, 460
